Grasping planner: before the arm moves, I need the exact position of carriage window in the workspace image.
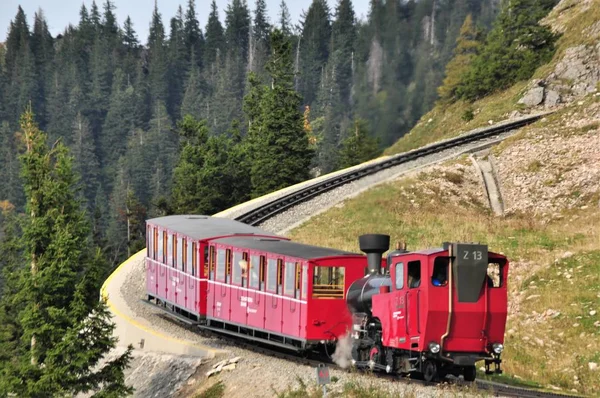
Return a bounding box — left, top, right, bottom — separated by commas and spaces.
232, 251, 244, 285
302, 265, 308, 299
395, 262, 404, 289
162, 231, 167, 263
267, 259, 278, 292
408, 261, 421, 288
167, 233, 173, 266
147, 225, 152, 258
312, 266, 345, 299
177, 237, 183, 271
206, 246, 214, 276
487, 262, 504, 288
284, 261, 296, 297
249, 255, 260, 289
152, 227, 162, 260
432, 257, 448, 287
183, 239, 190, 273
216, 249, 226, 281
191, 242, 196, 276
295, 263, 301, 291
226, 249, 232, 282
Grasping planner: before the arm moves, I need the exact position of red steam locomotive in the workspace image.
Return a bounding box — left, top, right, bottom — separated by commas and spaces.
144, 215, 508, 382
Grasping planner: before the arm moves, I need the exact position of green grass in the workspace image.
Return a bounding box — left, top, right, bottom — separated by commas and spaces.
194, 381, 225, 398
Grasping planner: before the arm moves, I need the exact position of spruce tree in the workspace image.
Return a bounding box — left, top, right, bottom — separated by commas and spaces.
204, 0, 225, 68
184, 0, 204, 67
337, 118, 381, 169
298, 0, 331, 106
246, 29, 313, 197
437, 14, 482, 102
0, 122, 24, 208
0, 108, 132, 397
167, 7, 188, 118
147, 3, 168, 105
456, 0, 558, 100
279, 0, 293, 36
250, 0, 271, 81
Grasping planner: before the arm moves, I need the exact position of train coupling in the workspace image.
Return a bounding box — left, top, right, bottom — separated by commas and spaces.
485, 356, 502, 375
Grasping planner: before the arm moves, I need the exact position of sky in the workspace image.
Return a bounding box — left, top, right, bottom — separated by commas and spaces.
0, 0, 370, 43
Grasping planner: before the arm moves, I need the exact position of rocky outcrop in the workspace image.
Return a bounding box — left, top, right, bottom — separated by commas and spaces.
519, 43, 600, 108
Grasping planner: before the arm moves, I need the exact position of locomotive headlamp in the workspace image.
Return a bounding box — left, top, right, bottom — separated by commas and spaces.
492, 343, 504, 354
428, 342, 441, 354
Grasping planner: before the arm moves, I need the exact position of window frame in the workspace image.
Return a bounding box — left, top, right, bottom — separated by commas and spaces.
312, 265, 345, 299
266, 257, 278, 293
191, 242, 197, 277
395, 262, 404, 290
216, 248, 226, 282
284, 261, 296, 297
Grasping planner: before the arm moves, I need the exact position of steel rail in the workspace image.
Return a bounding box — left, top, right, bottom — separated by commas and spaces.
235, 112, 551, 226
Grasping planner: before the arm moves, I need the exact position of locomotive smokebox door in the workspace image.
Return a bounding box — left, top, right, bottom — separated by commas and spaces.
452, 243, 488, 303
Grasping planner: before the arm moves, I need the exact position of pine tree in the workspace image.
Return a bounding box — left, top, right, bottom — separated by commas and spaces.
246, 29, 313, 197
297, 0, 331, 106
337, 118, 381, 169
0, 108, 132, 397
204, 0, 225, 68
279, 0, 293, 36
71, 112, 100, 207
184, 0, 204, 68
437, 14, 482, 102
249, 0, 271, 81
167, 6, 188, 118
148, 3, 168, 105
101, 68, 136, 186
0, 122, 24, 208
456, 0, 558, 100
122, 16, 141, 80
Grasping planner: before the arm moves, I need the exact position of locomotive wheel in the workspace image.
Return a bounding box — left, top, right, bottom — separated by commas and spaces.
369, 346, 380, 370
463, 365, 477, 382
423, 360, 439, 382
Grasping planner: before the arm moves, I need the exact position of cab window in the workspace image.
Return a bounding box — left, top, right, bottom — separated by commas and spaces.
432, 257, 448, 287
408, 260, 421, 288
395, 262, 404, 289
487, 261, 505, 288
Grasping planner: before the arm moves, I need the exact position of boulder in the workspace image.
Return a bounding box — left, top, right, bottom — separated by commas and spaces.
518, 87, 545, 107
544, 90, 560, 107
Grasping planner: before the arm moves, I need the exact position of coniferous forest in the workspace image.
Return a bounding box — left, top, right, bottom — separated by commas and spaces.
0, 0, 508, 266
0, 0, 560, 394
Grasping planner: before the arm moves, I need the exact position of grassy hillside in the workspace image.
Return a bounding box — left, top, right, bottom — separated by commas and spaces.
385, 0, 600, 156
288, 156, 600, 394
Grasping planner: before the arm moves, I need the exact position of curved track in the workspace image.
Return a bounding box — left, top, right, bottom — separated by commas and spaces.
234, 112, 550, 226
223, 111, 583, 397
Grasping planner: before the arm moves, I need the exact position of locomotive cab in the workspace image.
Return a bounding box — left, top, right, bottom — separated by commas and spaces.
347, 235, 509, 382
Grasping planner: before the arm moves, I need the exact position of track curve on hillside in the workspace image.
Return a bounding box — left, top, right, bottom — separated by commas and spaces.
104, 111, 571, 397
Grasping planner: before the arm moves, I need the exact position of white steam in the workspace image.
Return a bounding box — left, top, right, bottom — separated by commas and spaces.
332, 333, 353, 369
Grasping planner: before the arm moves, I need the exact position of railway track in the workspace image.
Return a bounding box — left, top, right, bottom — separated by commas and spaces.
225, 111, 588, 397
234, 112, 551, 226
161, 313, 578, 398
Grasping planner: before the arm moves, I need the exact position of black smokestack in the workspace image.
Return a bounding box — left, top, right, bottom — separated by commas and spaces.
359, 234, 390, 274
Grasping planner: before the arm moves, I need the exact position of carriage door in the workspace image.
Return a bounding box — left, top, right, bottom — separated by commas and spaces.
391, 261, 408, 344
406, 260, 422, 346
246, 254, 265, 329
282, 261, 301, 337
265, 257, 283, 334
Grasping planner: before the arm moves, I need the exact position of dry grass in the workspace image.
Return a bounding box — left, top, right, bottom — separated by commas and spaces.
384, 83, 529, 155
288, 169, 600, 395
